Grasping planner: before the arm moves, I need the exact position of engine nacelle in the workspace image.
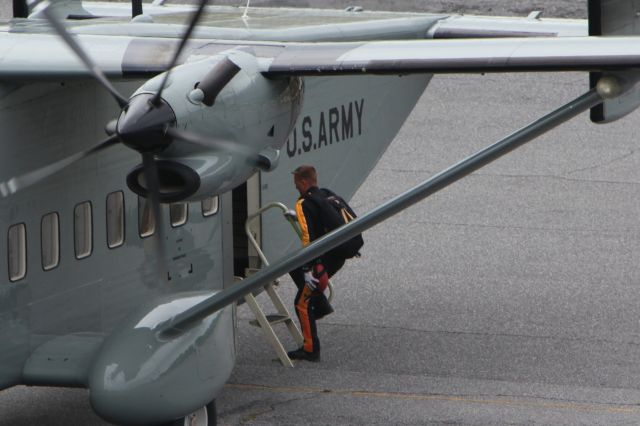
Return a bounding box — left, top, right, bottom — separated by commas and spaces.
88, 292, 235, 425
126, 49, 303, 202
126, 146, 280, 203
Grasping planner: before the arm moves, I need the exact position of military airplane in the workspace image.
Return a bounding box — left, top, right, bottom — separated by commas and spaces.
0, 0, 639, 424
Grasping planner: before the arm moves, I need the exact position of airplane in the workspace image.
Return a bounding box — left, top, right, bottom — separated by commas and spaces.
0, 0, 639, 424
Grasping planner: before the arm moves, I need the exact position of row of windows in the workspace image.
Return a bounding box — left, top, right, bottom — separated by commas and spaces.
7, 192, 219, 282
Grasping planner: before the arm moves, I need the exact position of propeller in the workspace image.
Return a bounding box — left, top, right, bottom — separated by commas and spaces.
194, 57, 241, 106
0, 135, 119, 198
41, 1, 128, 108
166, 127, 258, 160
151, 0, 210, 106
142, 152, 168, 275
1, 0, 247, 281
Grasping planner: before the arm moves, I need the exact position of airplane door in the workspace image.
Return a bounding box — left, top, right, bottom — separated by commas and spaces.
232, 173, 261, 278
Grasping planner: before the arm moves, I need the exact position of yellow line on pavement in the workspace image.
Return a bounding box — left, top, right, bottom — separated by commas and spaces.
225, 383, 640, 414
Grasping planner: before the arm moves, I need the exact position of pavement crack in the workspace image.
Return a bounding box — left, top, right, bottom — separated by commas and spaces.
324, 321, 640, 347
494, 393, 640, 410
223, 394, 314, 425
375, 168, 640, 190
410, 218, 638, 235
473, 171, 640, 186
563, 149, 638, 176
225, 383, 640, 415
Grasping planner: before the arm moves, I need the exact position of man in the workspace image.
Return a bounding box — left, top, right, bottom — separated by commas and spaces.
288, 165, 345, 362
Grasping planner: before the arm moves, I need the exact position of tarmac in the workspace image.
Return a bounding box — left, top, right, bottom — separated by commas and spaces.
3, 70, 640, 425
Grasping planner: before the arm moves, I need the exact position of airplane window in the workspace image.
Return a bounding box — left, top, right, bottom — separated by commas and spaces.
41, 212, 60, 271
8, 223, 26, 282
138, 196, 156, 238
74, 201, 93, 259
170, 203, 188, 227
202, 196, 219, 217
107, 191, 125, 248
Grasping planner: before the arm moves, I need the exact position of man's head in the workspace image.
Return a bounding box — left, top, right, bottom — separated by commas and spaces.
292, 164, 318, 195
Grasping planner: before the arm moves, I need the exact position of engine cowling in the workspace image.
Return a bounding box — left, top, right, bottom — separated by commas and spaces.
124, 50, 304, 202
88, 292, 235, 425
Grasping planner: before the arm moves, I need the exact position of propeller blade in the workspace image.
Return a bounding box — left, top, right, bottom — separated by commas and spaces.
141, 152, 169, 280
40, 1, 129, 108
0, 135, 120, 198
197, 57, 241, 107
166, 127, 259, 161
151, 0, 210, 105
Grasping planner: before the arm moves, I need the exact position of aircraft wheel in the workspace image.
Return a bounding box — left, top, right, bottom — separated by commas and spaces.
163, 400, 217, 426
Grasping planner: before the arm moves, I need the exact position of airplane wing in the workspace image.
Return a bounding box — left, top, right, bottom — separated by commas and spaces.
263, 36, 640, 75
0, 2, 606, 79
0, 33, 639, 80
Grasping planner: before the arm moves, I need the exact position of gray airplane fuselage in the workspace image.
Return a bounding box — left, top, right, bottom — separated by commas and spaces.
0, 71, 430, 420
0, 2, 591, 423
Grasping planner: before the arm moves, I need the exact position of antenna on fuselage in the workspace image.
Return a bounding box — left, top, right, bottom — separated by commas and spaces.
242, 0, 251, 20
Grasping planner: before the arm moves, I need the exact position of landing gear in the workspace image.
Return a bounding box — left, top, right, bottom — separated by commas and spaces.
164, 400, 217, 426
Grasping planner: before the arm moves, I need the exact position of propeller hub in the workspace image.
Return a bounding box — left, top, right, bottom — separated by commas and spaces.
117, 94, 177, 153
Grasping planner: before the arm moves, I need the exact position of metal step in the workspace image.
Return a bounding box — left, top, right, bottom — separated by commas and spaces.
240, 202, 305, 367
249, 314, 290, 327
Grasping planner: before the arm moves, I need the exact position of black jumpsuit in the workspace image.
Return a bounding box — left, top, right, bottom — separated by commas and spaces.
289, 186, 345, 354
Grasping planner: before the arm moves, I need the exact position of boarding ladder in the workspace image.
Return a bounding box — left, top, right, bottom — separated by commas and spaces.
242, 202, 335, 367
242, 202, 302, 367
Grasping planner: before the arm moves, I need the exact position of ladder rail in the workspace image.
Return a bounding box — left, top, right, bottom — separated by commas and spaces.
245, 202, 301, 268
242, 202, 303, 367
243, 292, 295, 368
245, 202, 334, 301
241, 201, 338, 366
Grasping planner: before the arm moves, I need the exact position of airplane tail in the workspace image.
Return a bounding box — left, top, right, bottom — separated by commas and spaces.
589, 0, 640, 123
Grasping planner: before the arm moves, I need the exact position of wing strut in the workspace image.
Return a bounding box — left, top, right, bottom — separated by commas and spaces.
159, 88, 603, 337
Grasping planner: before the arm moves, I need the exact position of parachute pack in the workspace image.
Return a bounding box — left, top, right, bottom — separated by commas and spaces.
307, 188, 364, 259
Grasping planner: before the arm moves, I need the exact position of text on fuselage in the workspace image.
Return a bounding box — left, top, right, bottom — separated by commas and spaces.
286, 98, 364, 158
